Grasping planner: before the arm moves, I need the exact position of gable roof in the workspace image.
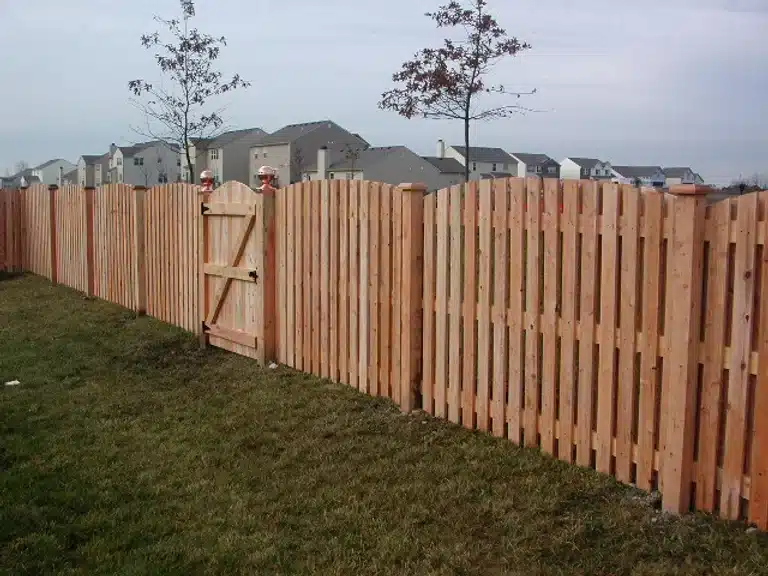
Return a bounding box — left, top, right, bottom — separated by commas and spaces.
663, 167, 694, 178
63, 169, 79, 182
259, 120, 342, 146
510, 153, 558, 166
566, 157, 606, 169
80, 155, 101, 164
32, 158, 67, 170
422, 156, 465, 174
450, 146, 516, 165
612, 165, 664, 179
326, 146, 403, 171
209, 127, 267, 149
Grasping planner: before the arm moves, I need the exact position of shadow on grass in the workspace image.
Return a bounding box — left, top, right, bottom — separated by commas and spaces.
0, 270, 24, 282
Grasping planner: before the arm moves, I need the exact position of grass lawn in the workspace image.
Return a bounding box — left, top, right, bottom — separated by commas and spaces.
1, 273, 767, 575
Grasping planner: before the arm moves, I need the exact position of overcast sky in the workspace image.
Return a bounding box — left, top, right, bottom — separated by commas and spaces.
1, 0, 766, 185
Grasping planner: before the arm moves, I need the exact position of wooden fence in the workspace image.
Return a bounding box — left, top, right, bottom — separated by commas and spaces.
145, 183, 200, 333
275, 180, 422, 407
2, 177, 767, 530
0, 188, 22, 271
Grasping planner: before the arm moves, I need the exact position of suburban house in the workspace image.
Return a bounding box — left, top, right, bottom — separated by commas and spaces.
110, 141, 180, 186
76, 155, 102, 187
441, 141, 517, 180
508, 153, 560, 178
0, 169, 41, 188
62, 169, 79, 186
611, 165, 666, 187
180, 127, 267, 185
250, 120, 368, 187
31, 159, 75, 186
664, 167, 705, 187
559, 157, 613, 180
301, 145, 465, 191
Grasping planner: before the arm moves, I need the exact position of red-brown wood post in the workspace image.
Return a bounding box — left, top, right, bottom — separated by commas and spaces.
48, 185, 58, 285
257, 183, 278, 364
84, 187, 96, 297
661, 184, 710, 514
132, 186, 147, 315
398, 182, 426, 412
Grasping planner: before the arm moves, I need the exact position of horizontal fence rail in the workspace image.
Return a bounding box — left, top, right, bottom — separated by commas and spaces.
1, 177, 766, 531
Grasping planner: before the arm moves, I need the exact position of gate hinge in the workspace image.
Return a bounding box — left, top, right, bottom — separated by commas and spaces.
248, 270, 259, 282
201, 204, 210, 215
202, 321, 210, 332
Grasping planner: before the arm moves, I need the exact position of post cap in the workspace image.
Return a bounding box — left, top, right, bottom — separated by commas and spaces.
668, 184, 712, 196
398, 182, 428, 193
133, 185, 148, 190
48, 184, 59, 191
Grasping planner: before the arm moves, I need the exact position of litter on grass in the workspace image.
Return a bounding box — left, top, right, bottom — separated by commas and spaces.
4, 380, 20, 386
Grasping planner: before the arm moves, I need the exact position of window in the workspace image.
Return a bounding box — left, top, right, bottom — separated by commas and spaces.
158, 173, 168, 183
501, 163, 507, 171
210, 149, 219, 160
157, 157, 162, 164
535, 166, 542, 174
329, 172, 335, 179
492, 163, 497, 172
472, 162, 477, 172
133, 157, 144, 166
263, 152, 268, 159
177, 158, 181, 167
347, 172, 355, 180
118, 174, 122, 183
547, 166, 556, 175
117, 157, 122, 166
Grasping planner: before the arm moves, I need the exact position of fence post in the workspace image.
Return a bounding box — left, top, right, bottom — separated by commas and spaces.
398, 182, 426, 412
132, 186, 147, 315
661, 183, 710, 514
257, 184, 277, 364
48, 185, 58, 285
84, 187, 96, 297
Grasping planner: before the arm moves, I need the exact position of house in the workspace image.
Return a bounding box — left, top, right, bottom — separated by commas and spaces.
441, 141, 517, 180
180, 127, 267, 185
611, 165, 666, 188
664, 167, 704, 187
110, 141, 180, 186
31, 159, 76, 186
509, 153, 560, 178
62, 169, 79, 186
559, 157, 613, 180
301, 145, 465, 191
1, 169, 41, 188
250, 120, 368, 187
76, 155, 102, 187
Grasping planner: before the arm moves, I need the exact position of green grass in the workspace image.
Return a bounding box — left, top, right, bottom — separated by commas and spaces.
1, 273, 767, 575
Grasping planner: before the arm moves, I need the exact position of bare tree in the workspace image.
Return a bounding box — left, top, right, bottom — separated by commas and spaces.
292, 147, 305, 183
14, 161, 29, 174
379, 0, 534, 182
343, 143, 363, 174
128, 0, 250, 183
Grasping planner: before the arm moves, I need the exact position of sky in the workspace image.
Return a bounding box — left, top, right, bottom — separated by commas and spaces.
0, 0, 766, 185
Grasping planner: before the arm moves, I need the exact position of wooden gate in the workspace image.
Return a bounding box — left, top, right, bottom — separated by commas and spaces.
200, 181, 276, 363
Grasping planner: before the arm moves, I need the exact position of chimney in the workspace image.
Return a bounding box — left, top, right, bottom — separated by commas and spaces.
318, 146, 329, 180
437, 139, 445, 159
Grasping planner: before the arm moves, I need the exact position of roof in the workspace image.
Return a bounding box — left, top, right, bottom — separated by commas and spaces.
566, 157, 605, 169
259, 120, 340, 146
327, 146, 403, 171
63, 169, 79, 181
32, 158, 67, 170
480, 172, 514, 179
663, 167, 694, 178
612, 165, 664, 179
422, 156, 465, 174
450, 146, 516, 165
510, 153, 558, 166
80, 155, 101, 164
209, 127, 266, 149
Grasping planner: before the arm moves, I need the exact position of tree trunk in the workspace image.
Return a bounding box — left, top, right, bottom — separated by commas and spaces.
185, 148, 194, 184
463, 116, 470, 183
